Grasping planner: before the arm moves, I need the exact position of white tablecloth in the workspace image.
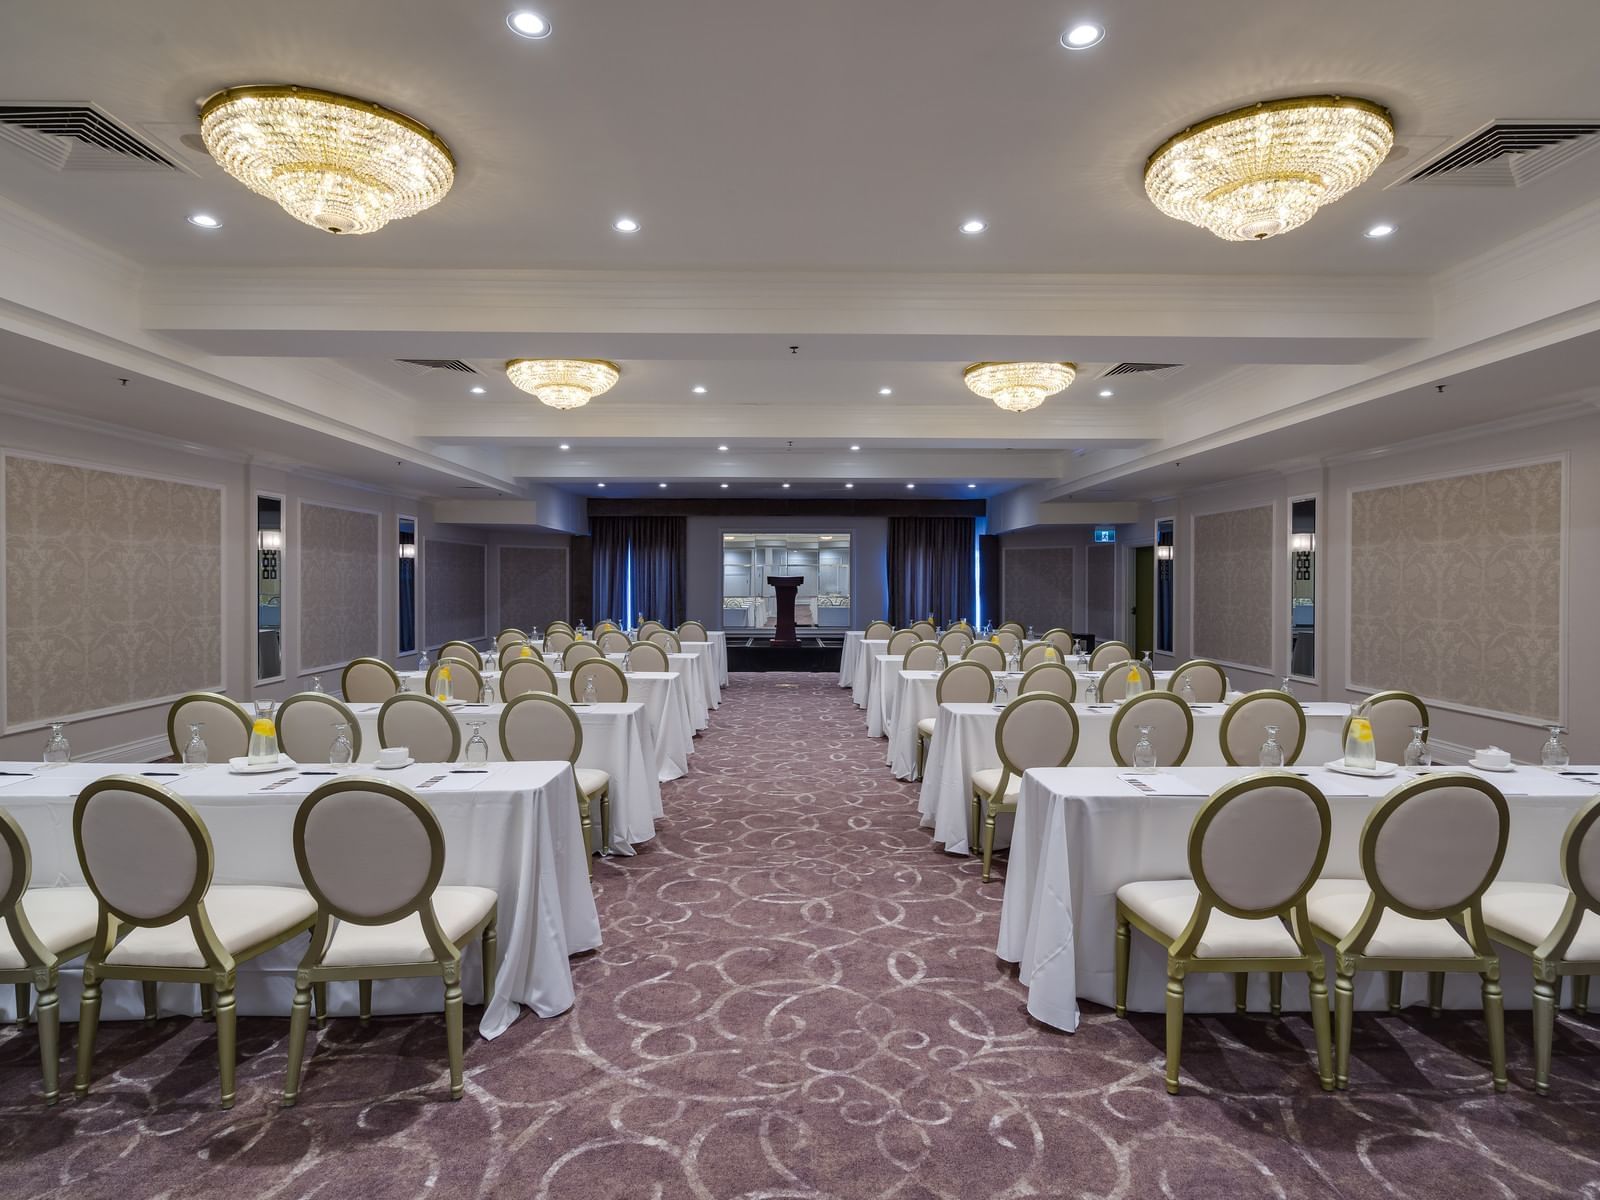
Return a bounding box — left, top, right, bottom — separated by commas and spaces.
0, 759, 599, 1037
351, 701, 661, 854
707, 631, 728, 686
917, 701, 1351, 853
864, 654, 905, 738
557, 671, 692, 783
838, 631, 865, 687
996, 764, 1600, 1032
851, 639, 889, 706
673, 640, 722, 710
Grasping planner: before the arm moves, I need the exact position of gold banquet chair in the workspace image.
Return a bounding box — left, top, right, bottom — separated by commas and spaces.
166, 693, 252, 761
863, 620, 893, 641
677, 620, 709, 643
378, 694, 462, 763
1019, 642, 1059, 670
1169, 659, 1228, 702
911, 620, 937, 640
637, 620, 666, 641
1109, 691, 1194, 768
1018, 661, 1075, 701
1307, 774, 1510, 1092
571, 658, 629, 703
971, 693, 1080, 883
1218, 691, 1307, 766
627, 641, 671, 673
1097, 660, 1154, 703
281, 779, 497, 1106
563, 640, 605, 668
963, 641, 1006, 672
499, 693, 611, 870
650, 629, 682, 653
938, 629, 973, 656
436, 640, 484, 670
1341, 690, 1429, 765
495, 628, 527, 651
500, 656, 558, 699
1089, 640, 1132, 672
72, 778, 318, 1109
902, 640, 945, 671
341, 657, 402, 703
916, 659, 994, 781
500, 641, 541, 671
427, 658, 484, 703
1481, 795, 1600, 1094
886, 629, 920, 656
277, 692, 362, 763
1116, 772, 1335, 1094
596, 629, 632, 654
1, 810, 99, 1105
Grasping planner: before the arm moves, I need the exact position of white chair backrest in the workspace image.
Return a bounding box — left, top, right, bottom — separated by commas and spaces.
936, 660, 994, 704
496, 629, 527, 651
545, 621, 573, 635
1097, 660, 1153, 702
298, 782, 440, 922
0, 808, 23, 911
544, 630, 575, 652
886, 630, 919, 655
1089, 640, 1131, 671
501, 657, 557, 697
963, 641, 1006, 672
1564, 797, 1600, 914
1220, 692, 1306, 766
863, 620, 893, 641
1194, 776, 1330, 914
996, 694, 1079, 773
277, 693, 361, 763
998, 623, 1024, 637
627, 641, 670, 672
638, 621, 665, 640
678, 621, 708, 643
75, 779, 206, 923
1042, 629, 1074, 653
1351, 691, 1430, 765
938, 630, 973, 655
903, 641, 944, 670
597, 630, 631, 654
437, 641, 483, 670
1019, 662, 1075, 700
571, 658, 628, 702
500, 642, 538, 671
341, 657, 401, 703
994, 629, 1021, 654
1170, 659, 1228, 702
650, 630, 682, 653
167, 694, 251, 761
1367, 777, 1508, 915
428, 657, 484, 699
1111, 692, 1193, 767
499, 693, 581, 762
1019, 643, 1059, 670
911, 621, 936, 640
377, 694, 460, 763
563, 641, 603, 667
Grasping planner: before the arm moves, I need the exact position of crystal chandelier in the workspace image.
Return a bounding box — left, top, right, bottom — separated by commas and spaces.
1144, 96, 1393, 241
200, 85, 456, 235
505, 359, 622, 410
963, 362, 1077, 413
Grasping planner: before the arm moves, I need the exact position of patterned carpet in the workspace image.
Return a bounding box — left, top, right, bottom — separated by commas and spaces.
2, 673, 1598, 1198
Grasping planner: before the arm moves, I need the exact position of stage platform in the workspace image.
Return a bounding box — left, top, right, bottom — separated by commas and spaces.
725, 632, 843, 673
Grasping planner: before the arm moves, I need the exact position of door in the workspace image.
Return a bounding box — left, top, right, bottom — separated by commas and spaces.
1133, 546, 1154, 656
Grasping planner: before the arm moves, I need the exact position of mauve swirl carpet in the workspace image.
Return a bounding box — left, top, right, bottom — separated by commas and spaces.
2, 673, 1597, 1198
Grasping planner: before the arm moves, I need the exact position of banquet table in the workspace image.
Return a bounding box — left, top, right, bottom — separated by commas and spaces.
672, 640, 723, 710
705, 631, 729, 686
916, 700, 1351, 852
556, 670, 692, 783
863, 654, 905, 738
838, 631, 865, 688
349, 700, 662, 854
851, 639, 889, 706
0, 759, 600, 1037
996, 763, 1600, 1032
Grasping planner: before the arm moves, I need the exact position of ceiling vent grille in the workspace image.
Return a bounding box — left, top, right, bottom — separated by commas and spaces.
396, 359, 479, 373
0, 103, 183, 171
1103, 362, 1182, 378
1395, 120, 1600, 187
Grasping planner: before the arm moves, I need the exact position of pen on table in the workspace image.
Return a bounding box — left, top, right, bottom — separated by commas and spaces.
298, 770, 337, 776
141, 771, 180, 777
0, 771, 34, 776
451, 768, 489, 774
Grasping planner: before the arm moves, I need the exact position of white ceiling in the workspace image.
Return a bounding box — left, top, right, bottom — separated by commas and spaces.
3, 0, 1600, 511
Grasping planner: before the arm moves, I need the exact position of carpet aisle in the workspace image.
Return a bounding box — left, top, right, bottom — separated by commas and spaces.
1, 673, 1597, 1198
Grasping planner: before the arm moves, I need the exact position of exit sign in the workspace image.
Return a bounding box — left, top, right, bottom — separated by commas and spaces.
1092, 527, 1117, 544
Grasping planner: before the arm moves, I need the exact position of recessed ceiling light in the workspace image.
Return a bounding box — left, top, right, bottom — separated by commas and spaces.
1098, 388, 1114, 397
470, 385, 486, 394
850, 444, 861, 452
692, 385, 707, 394
720, 482, 729, 489
186, 213, 222, 229
597, 482, 606, 488
558, 443, 570, 450
782, 482, 791, 489
878, 387, 893, 396
845, 482, 854, 489
507, 10, 551, 38
717, 444, 729, 452
906, 482, 916, 490
968, 483, 977, 489
1364, 222, 1397, 238
1061, 22, 1105, 49
658, 482, 667, 488
960, 218, 987, 235
612, 216, 640, 234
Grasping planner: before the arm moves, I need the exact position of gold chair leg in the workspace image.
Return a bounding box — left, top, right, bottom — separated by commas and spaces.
1234, 973, 1248, 1014
1164, 963, 1186, 1095
313, 982, 328, 1029
1113, 914, 1130, 1018
200, 983, 214, 1019
1574, 974, 1589, 1016
1531, 976, 1557, 1097
1386, 970, 1403, 1014
1482, 969, 1507, 1093
577, 793, 594, 876
915, 735, 927, 782
37, 983, 60, 1105
444, 974, 465, 1100
482, 921, 498, 1006
215, 986, 238, 1110
142, 981, 158, 1022
73, 974, 102, 1100
1333, 970, 1354, 1090
969, 789, 982, 856
981, 807, 998, 884
13, 982, 27, 1025
599, 788, 611, 857
1269, 972, 1283, 1017
1308, 966, 1334, 1092
282, 983, 312, 1107
1428, 971, 1444, 1017
359, 979, 372, 1022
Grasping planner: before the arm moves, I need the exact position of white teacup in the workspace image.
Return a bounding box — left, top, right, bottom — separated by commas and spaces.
1476, 745, 1512, 768
378, 746, 410, 767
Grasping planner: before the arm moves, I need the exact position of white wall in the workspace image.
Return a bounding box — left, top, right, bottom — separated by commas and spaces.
684, 515, 889, 629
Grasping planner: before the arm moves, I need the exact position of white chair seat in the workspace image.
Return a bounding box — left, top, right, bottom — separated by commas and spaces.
917, 717, 936, 737
1483, 882, 1600, 960
0, 887, 99, 969
970, 768, 1021, 800
106, 886, 316, 968
1117, 879, 1303, 958
576, 768, 610, 797
1306, 879, 1474, 959
322, 886, 498, 968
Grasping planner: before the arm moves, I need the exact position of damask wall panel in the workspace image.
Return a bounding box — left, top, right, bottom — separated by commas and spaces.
1085, 543, 1116, 641
1192, 504, 1274, 670
1350, 460, 1561, 719
498, 546, 568, 631
298, 502, 379, 670
425, 538, 486, 647
4, 455, 222, 728
1002, 547, 1073, 634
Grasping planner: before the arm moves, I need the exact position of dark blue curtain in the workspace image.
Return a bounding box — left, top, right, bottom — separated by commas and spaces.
888, 516, 975, 627
398, 558, 416, 653
591, 515, 687, 626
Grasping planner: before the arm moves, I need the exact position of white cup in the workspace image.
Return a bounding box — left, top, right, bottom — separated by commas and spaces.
378, 746, 409, 767
1477, 745, 1511, 768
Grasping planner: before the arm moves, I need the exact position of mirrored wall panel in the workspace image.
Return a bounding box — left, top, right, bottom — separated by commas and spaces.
256, 494, 283, 681
722, 533, 851, 630
398, 515, 417, 655
1155, 518, 1174, 654
1290, 497, 1316, 678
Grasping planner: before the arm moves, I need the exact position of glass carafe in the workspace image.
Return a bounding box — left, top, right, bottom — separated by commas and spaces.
1124, 666, 1144, 699
464, 720, 489, 764
1404, 725, 1431, 768
329, 722, 354, 765
1541, 725, 1569, 769
1344, 715, 1377, 771
248, 701, 279, 765
1133, 725, 1158, 771
182, 722, 208, 769
42, 722, 71, 766
434, 665, 454, 703
1259, 725, 1284, 768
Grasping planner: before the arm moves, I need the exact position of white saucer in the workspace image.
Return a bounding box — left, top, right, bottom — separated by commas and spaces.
1468, 758, 1516, 773
374, 757, 415, 770
227, 755, 293, 775
1322, 759, 1399, 778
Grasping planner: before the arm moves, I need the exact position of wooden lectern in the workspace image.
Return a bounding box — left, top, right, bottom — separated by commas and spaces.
766, 575, 803, 646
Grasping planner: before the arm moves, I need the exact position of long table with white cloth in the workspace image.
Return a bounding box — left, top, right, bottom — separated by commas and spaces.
838, 630, 865, 688
995, 763, 1600, 1032
917, 699, 1351, 852
0, 759, 600, 1037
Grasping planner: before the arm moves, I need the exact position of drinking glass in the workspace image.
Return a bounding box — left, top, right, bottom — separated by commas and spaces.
480, 682, 496, 705
1280, 676, 1295, 696
1541, 725, 1569, 769
417, 650, 430, 676
464, 720, 490, 764
1179, 674, 1196, 704
1133, 725, 1157, 771
1259, 725, 1284, 768
1026, 626, 1035, 639
1141, 651, 1154, 671
249, 701, 279, 765
329, 722, 354, 765
1404, 725, 1431, 768
995, 674, 1009, 703
1084, 677, 1098, 704
582, 676, 598, 704
310, 675, 324, 694
42, 722, 71, 766
183, 722, 208, 769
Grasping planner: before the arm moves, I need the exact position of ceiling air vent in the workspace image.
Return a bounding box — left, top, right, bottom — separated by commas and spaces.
0, 103, 183, 171
1396, 120, 1600, 187
396, 359, 479, 373
1103, 362, 1182, 378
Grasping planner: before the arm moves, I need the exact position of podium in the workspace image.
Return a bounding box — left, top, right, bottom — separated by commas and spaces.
766, 575, 803, 647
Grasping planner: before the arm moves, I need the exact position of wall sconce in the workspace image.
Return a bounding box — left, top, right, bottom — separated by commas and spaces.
399, 542, 417, 559
1291, 531, 1315, 581
258, 529, 284, 552
1156, 544, 1175, 562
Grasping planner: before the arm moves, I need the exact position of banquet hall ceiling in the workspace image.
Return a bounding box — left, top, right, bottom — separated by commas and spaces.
3, 0, 1600, 511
